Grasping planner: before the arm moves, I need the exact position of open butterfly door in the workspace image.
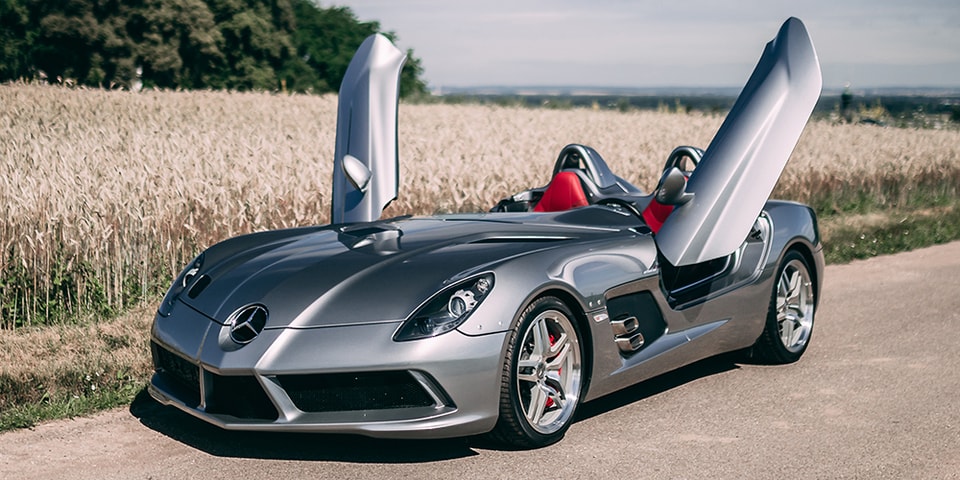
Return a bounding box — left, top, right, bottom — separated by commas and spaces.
331, 34, 406, 224
655, 18, 822, 267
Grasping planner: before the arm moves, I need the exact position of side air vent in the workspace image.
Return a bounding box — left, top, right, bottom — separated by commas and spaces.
605, 291, 666, 356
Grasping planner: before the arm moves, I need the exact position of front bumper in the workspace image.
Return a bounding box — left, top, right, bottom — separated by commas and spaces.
149, 301, 508, 439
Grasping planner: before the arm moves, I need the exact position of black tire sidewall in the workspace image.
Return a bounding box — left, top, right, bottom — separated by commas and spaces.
502, 296, 583, 447
762, 250, 814, 364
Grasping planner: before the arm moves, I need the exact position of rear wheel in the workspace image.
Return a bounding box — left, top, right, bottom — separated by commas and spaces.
752, 250, 816, 364
489, 296, 583, 449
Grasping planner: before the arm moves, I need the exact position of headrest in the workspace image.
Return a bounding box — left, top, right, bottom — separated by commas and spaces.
534, 171, 589, 212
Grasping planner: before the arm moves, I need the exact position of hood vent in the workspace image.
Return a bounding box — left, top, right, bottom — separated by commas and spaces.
187, 275, 211, 299
339, 224, 397, 237
338, 224, 402, 254
470, 236, 572, 244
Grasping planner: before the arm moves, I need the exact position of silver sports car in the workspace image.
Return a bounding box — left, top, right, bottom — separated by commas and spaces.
149, 17, 824, 448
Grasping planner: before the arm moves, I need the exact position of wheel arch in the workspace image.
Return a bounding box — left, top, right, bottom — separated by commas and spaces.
764, 200, 823, 308
487, 287, 594, 448
525, 287, 595, 399
781, 239, 822, 309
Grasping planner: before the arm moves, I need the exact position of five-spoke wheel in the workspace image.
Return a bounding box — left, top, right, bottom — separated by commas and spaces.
752, 250, 817, 364
490, 296, 583, 448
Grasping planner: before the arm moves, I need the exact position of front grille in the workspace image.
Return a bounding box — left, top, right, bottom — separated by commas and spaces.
205, 374, 278, 421
277, 371, 436, 413
151, 341, 277, 420
151, 341, 201, 407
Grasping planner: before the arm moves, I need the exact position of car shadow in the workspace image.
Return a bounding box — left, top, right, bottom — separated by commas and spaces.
574, 352, 741, 422
130, 389, 477, 463
128, 389, 480, 462
130, 353, 741, 460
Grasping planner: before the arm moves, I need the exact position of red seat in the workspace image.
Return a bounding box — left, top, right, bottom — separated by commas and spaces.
641, 198, 673, 233
534, 171, 589, 212
642, 170, 690, 232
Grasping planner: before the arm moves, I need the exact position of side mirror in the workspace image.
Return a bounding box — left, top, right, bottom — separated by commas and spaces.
342, 154, 372, 193
655, 167, 694, 206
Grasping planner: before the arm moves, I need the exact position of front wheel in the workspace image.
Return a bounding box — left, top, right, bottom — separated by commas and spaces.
751, 250, 816, 364
488, 296, 584, 449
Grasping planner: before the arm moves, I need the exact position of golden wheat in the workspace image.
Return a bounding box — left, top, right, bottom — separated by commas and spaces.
2, 83, 959, 328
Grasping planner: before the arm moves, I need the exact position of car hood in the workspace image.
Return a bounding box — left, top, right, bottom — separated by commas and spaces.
179, 210, 636, 329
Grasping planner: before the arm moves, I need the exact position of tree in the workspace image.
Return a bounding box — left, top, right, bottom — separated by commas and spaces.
127, 0, 223, 89
287, 1, 427, 96
206, 0, 296, 90
26, 0, 106, 84
288, 2, 373, 93
1, 0, 429, 96
398, 47, 427, 97
0, 0, 33, 80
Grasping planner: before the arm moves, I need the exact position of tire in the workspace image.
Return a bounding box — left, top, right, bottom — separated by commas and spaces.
751, 250, 816, 364
488, 296, 584, 449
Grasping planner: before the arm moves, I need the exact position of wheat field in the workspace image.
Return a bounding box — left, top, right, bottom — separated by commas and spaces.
2, 83, 960, 329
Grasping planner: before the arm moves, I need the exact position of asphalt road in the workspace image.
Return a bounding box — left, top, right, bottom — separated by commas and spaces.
2, 242, 959, 479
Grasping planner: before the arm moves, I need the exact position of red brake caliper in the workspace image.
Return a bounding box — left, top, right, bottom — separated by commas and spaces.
545, 333, 557, 409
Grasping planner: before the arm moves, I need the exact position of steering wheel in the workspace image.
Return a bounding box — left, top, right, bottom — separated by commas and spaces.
663, 146, 703, 177
596, 197, 643, 219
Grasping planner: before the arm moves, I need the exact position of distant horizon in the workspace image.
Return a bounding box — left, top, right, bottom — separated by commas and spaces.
430, 85, 960, 97
334, 1, 960, 91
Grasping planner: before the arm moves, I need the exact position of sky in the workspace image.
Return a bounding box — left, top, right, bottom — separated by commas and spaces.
330, 0, 960, 91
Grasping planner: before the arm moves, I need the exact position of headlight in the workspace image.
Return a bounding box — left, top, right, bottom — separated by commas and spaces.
157, 253, 205, 317
394, 274, 494, 341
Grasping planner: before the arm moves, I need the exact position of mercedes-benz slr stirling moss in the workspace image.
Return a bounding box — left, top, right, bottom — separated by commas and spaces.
149, 17, 824, 448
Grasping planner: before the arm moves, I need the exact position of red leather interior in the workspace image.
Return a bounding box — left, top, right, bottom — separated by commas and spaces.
641, 198, 674, 233
534, 171, 589, 212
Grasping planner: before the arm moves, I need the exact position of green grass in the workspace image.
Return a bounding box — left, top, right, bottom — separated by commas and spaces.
0, 379, 145, 431
820, 202, 960, 263
0, 303, 153, 432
